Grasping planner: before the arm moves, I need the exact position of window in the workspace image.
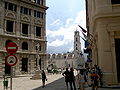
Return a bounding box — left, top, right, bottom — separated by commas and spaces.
39, 45, 41, 51
37, 12, 40, 18
36, 26, 41, 37
76, 47, 78, 50
34, 0, 43, 5
34, 10, 44, 18
6, 20, 14, 32
34, 10, 36, 17
76, 38, 77, 42
8, 3, 14, 11
111, 0, 120, 4
40, 12, 43, 18
5, 2, 8, 9
37, 0, 40, 4
22, 24, 28, 35
5, 2, 17, 12
24, 8, 28, 15
22, 42, 28, 50
14, 5, 17, 11
64, 56, 66, 59
29, 9, 31, 15
20, 7, 23, 13
20, 6, 31, 15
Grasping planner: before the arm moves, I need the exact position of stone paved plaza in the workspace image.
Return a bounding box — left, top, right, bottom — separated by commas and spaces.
0, 73, 120, 90
0, 74, 64, 90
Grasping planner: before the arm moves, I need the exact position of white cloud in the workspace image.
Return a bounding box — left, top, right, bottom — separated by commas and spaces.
48, 39, 64, 46
65, 18, 74, 27
48, 39, 72, 47
47, 25, 75, 40
75, 10, 86, 29
50, 19, 61, 26
47, 10, 86, 53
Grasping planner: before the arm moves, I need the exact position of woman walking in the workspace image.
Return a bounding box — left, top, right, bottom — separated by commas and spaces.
79, 69, 86, 90
41, 70, 47, 88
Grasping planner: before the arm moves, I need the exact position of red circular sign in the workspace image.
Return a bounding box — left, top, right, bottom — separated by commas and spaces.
6, 42, 18, 54
5, 55, 18, 66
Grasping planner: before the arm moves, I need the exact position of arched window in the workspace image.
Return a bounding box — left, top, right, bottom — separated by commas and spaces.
22, 42, 28, 50
5, 40, 12, 47
76, 38, 78, 42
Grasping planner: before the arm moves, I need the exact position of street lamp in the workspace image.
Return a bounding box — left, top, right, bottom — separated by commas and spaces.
31, 43, 41, 80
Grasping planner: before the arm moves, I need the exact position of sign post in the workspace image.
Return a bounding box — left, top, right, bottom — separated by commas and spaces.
5, 42, 18, 90
10, 67, 13, 90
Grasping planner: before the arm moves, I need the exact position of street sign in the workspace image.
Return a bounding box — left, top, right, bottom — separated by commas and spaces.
6, 42, 18, 54
5, 55, 18, 66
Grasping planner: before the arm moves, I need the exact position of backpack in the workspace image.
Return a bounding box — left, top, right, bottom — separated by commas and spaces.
91, 73, 99, 81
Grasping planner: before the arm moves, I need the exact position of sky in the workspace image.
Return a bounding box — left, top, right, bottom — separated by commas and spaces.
46, 0, 86, 54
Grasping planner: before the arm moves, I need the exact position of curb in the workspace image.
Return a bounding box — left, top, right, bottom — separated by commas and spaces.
101, 86, 120, 89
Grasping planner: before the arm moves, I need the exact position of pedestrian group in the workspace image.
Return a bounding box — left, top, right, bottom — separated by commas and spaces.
62, 65, 103, 90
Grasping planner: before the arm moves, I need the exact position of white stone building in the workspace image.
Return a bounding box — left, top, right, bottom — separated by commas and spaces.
47, 31, 85, 70
0, 0, 48, 76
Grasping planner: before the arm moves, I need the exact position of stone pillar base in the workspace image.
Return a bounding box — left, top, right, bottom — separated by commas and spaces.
30, 70, 41, 80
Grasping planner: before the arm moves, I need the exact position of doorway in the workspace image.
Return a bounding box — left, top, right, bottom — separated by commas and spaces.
21, 58, 28, 72
115, 39, 120, 82
39, 58, 41, 70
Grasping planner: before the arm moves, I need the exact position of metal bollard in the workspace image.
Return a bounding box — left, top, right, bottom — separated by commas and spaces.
3, 75, 8, 89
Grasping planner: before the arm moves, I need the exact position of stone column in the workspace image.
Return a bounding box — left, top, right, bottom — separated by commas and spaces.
97, 23, 114, 85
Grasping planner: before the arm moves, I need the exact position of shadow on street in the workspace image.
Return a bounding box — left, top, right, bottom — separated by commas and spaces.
32, 77, 67, 90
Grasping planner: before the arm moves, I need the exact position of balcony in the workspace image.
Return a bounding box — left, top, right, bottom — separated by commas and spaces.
34, 36, 47, 41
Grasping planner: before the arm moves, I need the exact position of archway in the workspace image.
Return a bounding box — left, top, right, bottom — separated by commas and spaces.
115, 39, 120, 82
21, 58, 28, 72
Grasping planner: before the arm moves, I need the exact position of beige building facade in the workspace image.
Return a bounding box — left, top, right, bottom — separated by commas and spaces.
86, 0, 120, 85
0, 0, 48, 76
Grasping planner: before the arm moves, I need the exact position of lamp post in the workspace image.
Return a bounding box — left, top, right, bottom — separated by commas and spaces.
65, 58, 69, 68
36, 43, 40, 70
31, 43, 41, 80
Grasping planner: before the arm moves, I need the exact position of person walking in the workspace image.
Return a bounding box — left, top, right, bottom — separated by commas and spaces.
41, 70, 47, 88
69, 68, 76, 90
94, 65, 103, 87
78, 69, 86, 90
62, 68, 70, 90
90, 69, 100, 90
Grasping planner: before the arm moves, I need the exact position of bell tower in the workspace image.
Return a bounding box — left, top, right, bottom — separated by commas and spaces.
74, 30, 81, 53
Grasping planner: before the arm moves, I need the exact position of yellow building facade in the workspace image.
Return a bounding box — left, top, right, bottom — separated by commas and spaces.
86, 0, 120, 85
